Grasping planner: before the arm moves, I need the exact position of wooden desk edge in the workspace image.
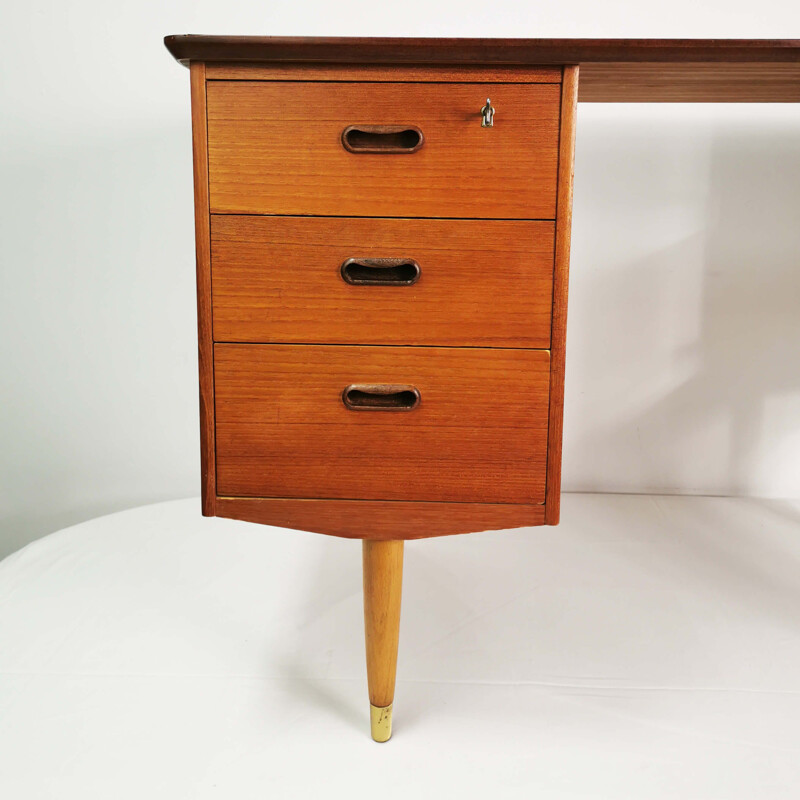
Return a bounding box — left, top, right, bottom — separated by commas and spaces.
167, 37, 800, 102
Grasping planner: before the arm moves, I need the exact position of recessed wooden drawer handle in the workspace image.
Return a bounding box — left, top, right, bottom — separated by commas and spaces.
342, 384, 421, 411
340, 258, 421, 286
341, 125, 424, 154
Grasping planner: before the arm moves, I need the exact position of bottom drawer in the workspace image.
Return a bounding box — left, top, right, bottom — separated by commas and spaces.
214, 344, 550, 504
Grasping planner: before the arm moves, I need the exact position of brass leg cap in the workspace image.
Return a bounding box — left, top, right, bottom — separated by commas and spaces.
370, 703, 393, 743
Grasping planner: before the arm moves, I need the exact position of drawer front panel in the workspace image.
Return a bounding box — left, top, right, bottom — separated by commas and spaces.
211, 216, 555, 348
215, 344, 550, 504
206, 81, 561, 219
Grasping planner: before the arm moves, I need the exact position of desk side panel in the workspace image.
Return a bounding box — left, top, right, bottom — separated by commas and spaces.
545, 65, 579, 525
191, 63, 216, 516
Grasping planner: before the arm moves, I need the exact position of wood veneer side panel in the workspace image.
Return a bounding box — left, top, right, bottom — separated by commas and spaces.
215, 497, 546, 540
545, 65, 579, 526
579, 62, 800, 102
190, 63, 216, 516
205, 63, 562, 82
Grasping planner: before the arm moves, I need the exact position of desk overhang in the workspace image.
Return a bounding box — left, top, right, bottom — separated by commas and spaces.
165, 37, 800, 102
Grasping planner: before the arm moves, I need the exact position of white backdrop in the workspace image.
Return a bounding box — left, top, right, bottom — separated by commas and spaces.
1, 1, 799, 557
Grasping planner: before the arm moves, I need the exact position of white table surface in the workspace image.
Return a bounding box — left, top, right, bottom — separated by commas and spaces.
1, 494, 799, 799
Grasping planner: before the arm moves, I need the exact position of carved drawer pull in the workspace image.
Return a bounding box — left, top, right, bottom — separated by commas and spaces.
340, 257, 421, 286
341, 125, 424, 153
342, 384, 421, 411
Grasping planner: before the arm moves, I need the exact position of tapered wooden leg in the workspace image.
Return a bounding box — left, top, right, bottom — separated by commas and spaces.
362, 539, 404, 742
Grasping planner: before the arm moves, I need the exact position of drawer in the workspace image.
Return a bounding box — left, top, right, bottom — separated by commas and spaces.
214, 344, 550, 504
211, 216, 555, 348
206, 81, 561, 219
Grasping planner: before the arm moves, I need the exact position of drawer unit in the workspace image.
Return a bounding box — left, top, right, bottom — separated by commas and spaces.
206, 81, 561, 218
211, 216, 556, 348
169, 38, 579, 744
214, 344, 550, 504
188, 63, 577, 535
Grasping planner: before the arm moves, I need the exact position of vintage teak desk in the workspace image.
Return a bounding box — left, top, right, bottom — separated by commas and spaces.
165, 36, 800, 741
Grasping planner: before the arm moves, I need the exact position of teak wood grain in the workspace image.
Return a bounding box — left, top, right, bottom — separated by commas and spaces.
214, 344, 550, 504
214, 497, 546, 540
206, 63, 562, 83
190, 63, 216, 516
206, 81, 561, 219
210, 216, 556, 348
579, 62, 800, 102
209, 61, 800, 104
545, 66, 579, 525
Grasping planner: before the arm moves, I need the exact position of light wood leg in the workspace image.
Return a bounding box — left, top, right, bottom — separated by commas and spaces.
362, 539, 404, 742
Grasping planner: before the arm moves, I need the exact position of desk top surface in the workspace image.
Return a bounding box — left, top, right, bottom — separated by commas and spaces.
164, 36, 800, 65
165, 36, 800, 102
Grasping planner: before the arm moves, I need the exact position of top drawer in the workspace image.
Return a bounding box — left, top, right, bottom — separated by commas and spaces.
206, 81, 561, 219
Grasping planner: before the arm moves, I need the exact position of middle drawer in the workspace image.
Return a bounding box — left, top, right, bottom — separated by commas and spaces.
211, 216, 555, 348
